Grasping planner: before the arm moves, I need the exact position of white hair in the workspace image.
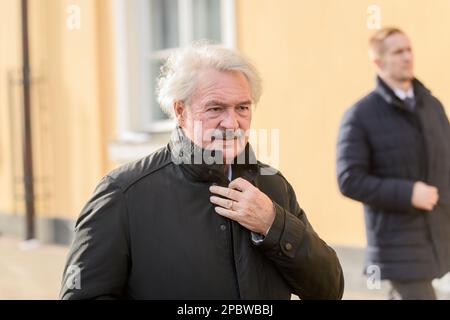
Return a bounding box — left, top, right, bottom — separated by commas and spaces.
156, 43, 262, 118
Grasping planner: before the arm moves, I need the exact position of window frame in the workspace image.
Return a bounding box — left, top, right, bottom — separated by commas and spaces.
112, 0, 236, 140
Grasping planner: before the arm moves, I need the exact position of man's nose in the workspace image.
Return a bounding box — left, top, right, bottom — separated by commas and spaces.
403, 51, 413, 62
220, 109, 239, 129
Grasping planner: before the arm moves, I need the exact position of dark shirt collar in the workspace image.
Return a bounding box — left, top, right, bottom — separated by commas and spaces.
168, 126, 259, 185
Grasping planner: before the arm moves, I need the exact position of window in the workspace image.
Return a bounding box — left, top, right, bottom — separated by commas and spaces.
113, 0, 236, 138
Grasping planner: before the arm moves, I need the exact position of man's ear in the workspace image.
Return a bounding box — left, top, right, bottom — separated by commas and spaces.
173, 101, 185, 126
369, 49, 383, 70
373, 57, 383, 70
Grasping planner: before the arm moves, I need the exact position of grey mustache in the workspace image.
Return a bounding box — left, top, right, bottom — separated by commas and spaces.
210, 129, 245, 140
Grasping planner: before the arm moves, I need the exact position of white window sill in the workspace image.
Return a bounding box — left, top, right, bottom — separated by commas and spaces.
108, 131, 172, 164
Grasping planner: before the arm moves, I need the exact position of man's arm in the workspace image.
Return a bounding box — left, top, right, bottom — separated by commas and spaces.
60, 175, 130, 299
252, 181, 344, 300
436, 100, 450, 186
336, 108, 415, 213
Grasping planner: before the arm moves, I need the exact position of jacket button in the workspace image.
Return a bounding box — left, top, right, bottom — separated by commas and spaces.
220, 224, 227, 231
284, 243, 293, 251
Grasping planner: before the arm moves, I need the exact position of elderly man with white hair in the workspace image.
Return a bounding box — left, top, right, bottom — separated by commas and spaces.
60, 44, 344, 300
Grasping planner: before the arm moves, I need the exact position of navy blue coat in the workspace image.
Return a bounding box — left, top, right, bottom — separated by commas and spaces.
337, 77, 450, 280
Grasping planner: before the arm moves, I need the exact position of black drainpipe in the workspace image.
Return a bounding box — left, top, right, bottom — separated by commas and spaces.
20, 0, 36, 240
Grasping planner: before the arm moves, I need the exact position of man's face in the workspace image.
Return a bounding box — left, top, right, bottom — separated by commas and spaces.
176, 69, 253, 163
377, 33, 414, 82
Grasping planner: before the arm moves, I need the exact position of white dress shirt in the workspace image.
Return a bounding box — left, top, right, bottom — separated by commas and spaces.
393, 86, 414, 100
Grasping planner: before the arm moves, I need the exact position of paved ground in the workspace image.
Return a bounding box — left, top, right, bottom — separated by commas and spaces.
0, 236, 448, 300
0, 237, 67, 299
335, 246, 389, 299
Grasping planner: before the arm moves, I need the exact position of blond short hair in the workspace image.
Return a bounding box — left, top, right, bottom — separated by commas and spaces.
369, 27, 406, 59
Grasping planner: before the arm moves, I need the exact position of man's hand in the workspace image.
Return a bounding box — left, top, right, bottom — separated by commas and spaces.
412, 181, 439, 211
209, 177, 275, 235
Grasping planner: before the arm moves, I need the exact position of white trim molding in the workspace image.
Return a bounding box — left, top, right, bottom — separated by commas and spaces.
109, 0, 236, 163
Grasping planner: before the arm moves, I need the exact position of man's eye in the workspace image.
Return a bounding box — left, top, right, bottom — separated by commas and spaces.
208, 107, 222, 112
238, 105, 250, 111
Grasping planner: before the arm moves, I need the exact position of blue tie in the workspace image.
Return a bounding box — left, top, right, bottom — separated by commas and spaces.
404, 96, 416, 111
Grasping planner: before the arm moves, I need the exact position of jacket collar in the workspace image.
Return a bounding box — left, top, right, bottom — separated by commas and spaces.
168, 126, 259, 185
374, 76, 430, 111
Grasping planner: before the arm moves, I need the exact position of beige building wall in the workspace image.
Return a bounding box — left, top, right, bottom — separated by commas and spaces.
0, 0, 22, 216
0, 0, 112, 222
236, 0, 450, 246
1, 0, 449, 246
